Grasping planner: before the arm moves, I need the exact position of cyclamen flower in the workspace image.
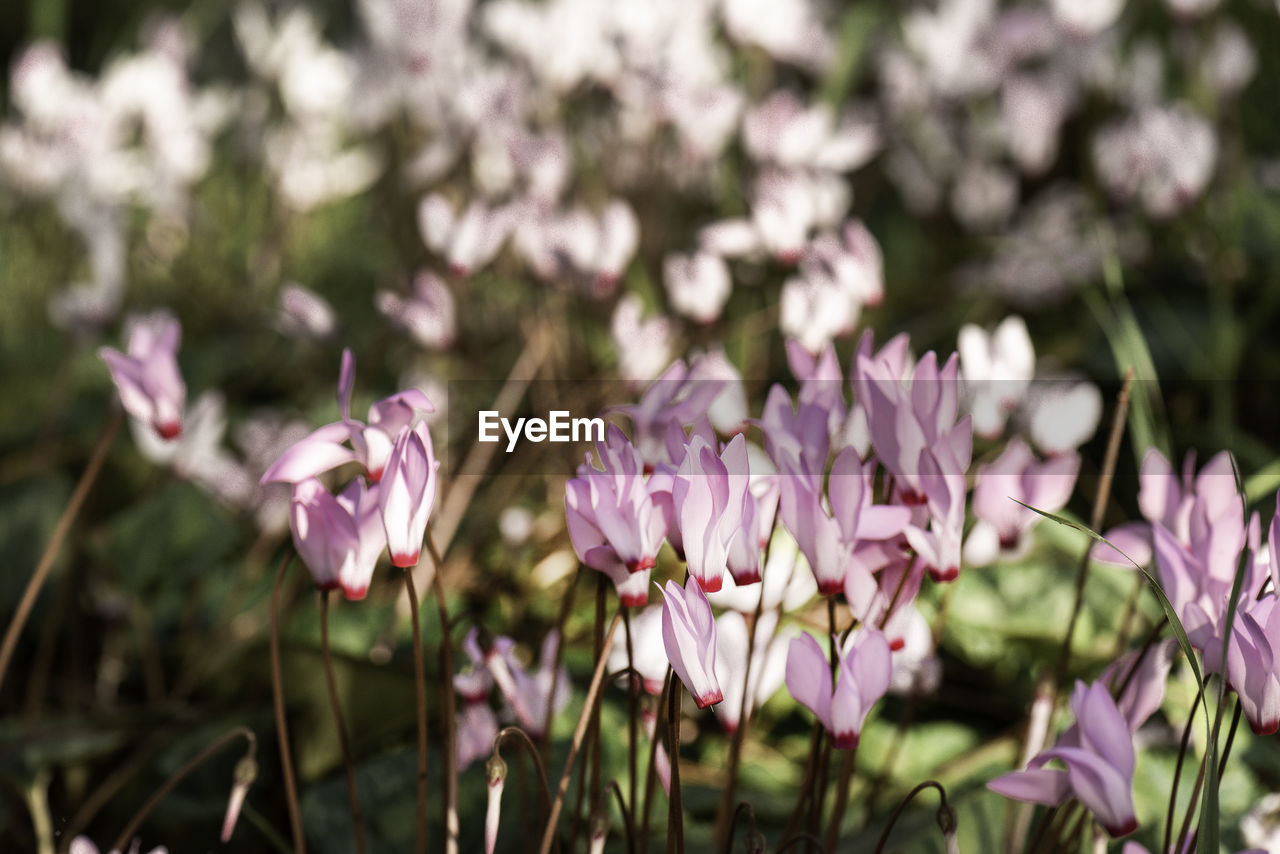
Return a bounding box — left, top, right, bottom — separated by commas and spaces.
606, 604, 669, 696
612, 360, 726, 468
379, 422, 439, 567
417, 194, 516, 277
277, 283, 335, 339
290, 477, 385, 600
485, 631, 570, 739
658, 577, 724, 709
957, 315, 1034, 440
261, 349, 435, 484
376, 271, 456, 350
989, 680, 1140, 838
714, 610, 791, 733
965, 438, 1079, 565
901, 444, 969, 582
1191, 594, 1280, 735
565, 425, 669, 605
785, 628, 892, 749
671, 434, 751, 592
1096, 449, 1241, 570
99, 310, 186, 440
855, 347, 972, 506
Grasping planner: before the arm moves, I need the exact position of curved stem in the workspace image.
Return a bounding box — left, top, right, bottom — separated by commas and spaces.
270, 554, 306, 854
494, 726, 553, 819
0, 409, 120, 695
403, 567, 429, 854
426, 534, 459, 854
724, 801, 756, 854
112, 727, 256, 852
605, 780, 636, 854
320, 591, 367, 854
871, 780, 951, 854
539, 612, 622, 854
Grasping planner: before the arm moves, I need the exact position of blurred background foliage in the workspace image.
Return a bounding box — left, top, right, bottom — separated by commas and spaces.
2, 0, 1280, 851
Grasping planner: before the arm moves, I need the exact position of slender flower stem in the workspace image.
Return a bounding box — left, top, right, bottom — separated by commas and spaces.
112, 727, 257, 852
319, 591, 368, 854
543, 566, 581, 767
426, 534, 459, 854
590, 576, 608, 809
1164, 686, 1203, 854
824, 743, 858, 850
1052, 808, 1089, 854
622, 605, 638, 844
1174, 696, 1243, 854
270, 554, 306, 854
724, 801, 759, 854
808, 598, 841, 847
539, 613, 622, 854
28, 770, 54, 854
666, 677, 685, 854
1181, 700, 1245, 854
60, 732, 173, 851
403, 568, 429, 854
870, 780, 951, 854
640, 670, 672, 854
782, 727, 823, 845
605, 780, 636, 854
1051, 368, 1133, 696
493, 727, 553, 820
1024, 806, 1059, 854
713, 587, 769, 847
574, 575, 609, 852
0, 409, 120, 695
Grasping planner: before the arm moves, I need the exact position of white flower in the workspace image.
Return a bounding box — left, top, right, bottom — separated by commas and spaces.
958, 316, 1035, 439
664, 251, 732, 324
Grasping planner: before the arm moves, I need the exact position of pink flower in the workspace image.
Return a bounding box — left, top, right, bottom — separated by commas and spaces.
901, 444, 968, 582
565, 425, 669, 604
658, 577, 724, 709
966, 438, 1079, 563
606, 604, 669, 696
1192, 594, 1280, 735
485, 631, 570, 739
261, 349, 435, 485
290, 478, 385, 600
379, 422, 439, 567
1095, 449, 1242, 569
670, 434, 752, 593
785, 628, 892, 749
99, 310, 186, 440
714, 610, 790, 733
989, 680, 1140, 838
418, 194, 515, 277
376, 271, 456, 350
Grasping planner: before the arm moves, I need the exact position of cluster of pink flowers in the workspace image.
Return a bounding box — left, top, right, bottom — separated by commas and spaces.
257, 349, 440, 596
560, 323, 1093, 754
